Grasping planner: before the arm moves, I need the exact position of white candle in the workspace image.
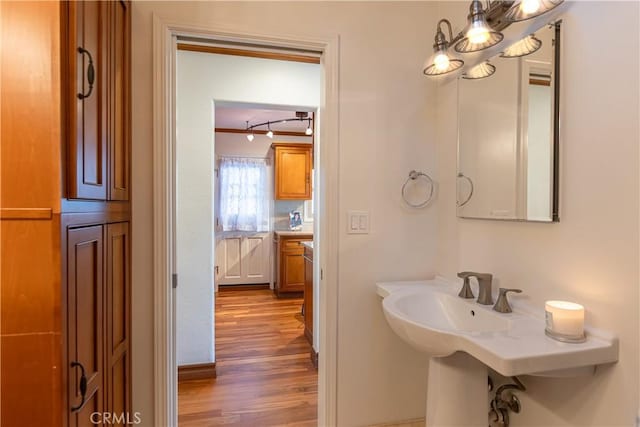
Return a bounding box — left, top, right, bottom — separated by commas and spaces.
545, 300, 585, 340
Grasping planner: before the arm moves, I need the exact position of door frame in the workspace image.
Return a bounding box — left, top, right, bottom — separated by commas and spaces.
152, 15, 340, 427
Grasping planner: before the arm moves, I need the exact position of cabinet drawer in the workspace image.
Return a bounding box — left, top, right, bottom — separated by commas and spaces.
282, 239, 305, 250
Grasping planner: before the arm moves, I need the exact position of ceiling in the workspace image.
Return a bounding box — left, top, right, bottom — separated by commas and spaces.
215, 107, 313, 133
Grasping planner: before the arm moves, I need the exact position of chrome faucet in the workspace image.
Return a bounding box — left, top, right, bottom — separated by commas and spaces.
493, 288, 522, 313
457, 272, 494, 305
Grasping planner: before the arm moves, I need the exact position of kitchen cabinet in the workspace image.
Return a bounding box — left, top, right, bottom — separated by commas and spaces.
215, 233, 271, 286
272, 143, 312, 200
303, 244, 314, 345
0, 2, 132, 426
274, 233, 312, 297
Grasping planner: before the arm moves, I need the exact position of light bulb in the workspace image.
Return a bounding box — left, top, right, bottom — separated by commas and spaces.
467, 23, 490, 45
520, 0, 541, 14
305, 127, 313, 136
246, 133, 254, 141
266, 130, 273, 138
433, 51, 450, 71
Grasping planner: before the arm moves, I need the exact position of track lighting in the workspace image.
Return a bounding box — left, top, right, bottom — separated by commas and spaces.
244, 112, 314, 139
423, 19, 464, 76
245, 121, 254, 141
454, 0, 503, 53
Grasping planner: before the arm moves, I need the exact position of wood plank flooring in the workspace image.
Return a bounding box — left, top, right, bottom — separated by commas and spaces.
178, 289, 318, 426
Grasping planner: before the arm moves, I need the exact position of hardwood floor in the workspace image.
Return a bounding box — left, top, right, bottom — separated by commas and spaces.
178, 289, 318, 426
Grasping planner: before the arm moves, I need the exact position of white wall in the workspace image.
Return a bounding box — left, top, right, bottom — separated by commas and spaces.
133, 2, 439, 426
437, 2, 639, 426
176, 53, 320, 366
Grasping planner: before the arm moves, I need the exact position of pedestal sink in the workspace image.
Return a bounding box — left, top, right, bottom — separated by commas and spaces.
377, 278, 618, 427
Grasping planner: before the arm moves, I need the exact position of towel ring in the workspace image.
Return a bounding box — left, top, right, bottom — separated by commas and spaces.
402, 170, 434, 208
457, 172, 474, 207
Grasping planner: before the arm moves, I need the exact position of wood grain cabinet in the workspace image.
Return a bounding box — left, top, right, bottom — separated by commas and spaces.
0, 2, 132, 426
67, 225, 105, 427
274, 234, 312, 296
66, 0, 130, 201
272, 143, 312, 200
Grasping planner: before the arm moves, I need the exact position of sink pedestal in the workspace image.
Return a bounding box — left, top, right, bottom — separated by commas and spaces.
426, 352, 487, 427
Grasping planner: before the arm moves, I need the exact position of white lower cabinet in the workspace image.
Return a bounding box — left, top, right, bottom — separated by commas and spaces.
215, 233, 271, 286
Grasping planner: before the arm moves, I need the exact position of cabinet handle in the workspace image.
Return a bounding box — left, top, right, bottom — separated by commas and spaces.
70, 361, 88, 413
77, 47, 95, 100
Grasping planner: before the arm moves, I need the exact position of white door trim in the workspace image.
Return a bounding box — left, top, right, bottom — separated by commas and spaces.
151, 15, 340, 427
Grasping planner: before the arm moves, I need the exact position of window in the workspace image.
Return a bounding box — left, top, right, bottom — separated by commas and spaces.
218, 157, 269, 232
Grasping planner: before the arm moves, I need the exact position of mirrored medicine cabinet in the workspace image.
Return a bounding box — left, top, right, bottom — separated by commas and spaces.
457, 22, 561, 222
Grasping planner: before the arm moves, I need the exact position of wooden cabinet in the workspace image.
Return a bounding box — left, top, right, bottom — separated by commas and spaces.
0, 2, 132, 426
272, 143, 312, 200
274, 233, 312, 296
66, 0, 130, 201
67, 225, 105, 427
106, 222, 130, 422
215, 233, 271, 286
303, 245, 313, 344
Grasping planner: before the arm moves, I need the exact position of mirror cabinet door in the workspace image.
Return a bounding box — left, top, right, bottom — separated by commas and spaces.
457, 22, 560, 222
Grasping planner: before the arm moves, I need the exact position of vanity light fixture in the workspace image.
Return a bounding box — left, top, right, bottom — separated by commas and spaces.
504, 0, 564, 22
454, 0, 504, 53
462, 60, 496, 79
423, 19, 464, 76
244, 112, 313, 139
500, 34, 542, 58
423, 0, 562, 79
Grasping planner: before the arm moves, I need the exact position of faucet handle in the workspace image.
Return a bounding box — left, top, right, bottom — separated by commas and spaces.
456, 272, 475, 298
493, 288, 522, 313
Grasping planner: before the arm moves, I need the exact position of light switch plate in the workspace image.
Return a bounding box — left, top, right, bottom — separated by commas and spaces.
347, 210, 369, 234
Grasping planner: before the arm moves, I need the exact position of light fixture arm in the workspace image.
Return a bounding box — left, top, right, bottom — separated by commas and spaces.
434, 19, 455, 51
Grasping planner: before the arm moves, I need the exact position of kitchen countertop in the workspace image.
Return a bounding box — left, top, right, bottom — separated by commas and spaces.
301, 241, 313, 250
274, 230, 313, 237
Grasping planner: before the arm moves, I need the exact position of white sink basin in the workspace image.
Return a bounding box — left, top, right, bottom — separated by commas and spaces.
383, 288, 510, 357
379, 278, 618, 377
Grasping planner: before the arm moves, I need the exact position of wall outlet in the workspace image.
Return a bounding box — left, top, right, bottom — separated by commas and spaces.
347, 210, 369, 234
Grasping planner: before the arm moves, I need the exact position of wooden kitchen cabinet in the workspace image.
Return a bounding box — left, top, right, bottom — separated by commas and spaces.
274, 233, 312, 297
272, 143, 312, 200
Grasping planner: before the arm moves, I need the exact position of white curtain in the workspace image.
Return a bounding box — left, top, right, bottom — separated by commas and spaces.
219, 157, 269, 232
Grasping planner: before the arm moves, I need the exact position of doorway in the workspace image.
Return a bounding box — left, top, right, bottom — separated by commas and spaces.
176, 100, 319, 424
151, 23, 340, 425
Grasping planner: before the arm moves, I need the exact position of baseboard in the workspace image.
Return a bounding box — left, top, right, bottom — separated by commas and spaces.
310, 349, 318, 369
367, 418, 425, 427
178, 362, 217, 381
218, 283, 270, 291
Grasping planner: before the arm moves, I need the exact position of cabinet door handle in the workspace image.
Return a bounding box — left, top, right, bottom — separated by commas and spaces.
70, 361, 88, 412
77, 47, 95, 100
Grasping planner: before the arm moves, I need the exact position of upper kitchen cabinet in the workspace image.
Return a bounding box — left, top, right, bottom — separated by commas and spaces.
65, 1, 130, 201
272, 143, 312, 200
